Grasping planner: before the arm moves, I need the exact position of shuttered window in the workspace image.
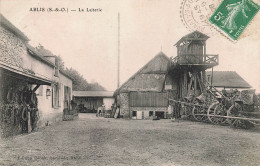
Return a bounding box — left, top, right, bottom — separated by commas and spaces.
52, 84, 60, 108
64, 86, 71, 109
129, 92, 168, 107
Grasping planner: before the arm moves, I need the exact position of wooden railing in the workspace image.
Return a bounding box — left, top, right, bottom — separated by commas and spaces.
170, 54, 218, 66
205, 54, 219, 65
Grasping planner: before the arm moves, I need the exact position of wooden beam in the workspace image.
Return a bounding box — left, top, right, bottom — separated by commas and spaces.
197, 73, 203, 94
187, 73, 193, 96
33, 84, 40, 92
194, 73, 197, 95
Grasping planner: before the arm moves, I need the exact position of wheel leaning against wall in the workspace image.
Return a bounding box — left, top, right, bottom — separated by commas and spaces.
3, 104, 12, 121
20, 91, 26, 105
6, 88, 14, 103
13, 107, 20, 125
21, 106, 28, 121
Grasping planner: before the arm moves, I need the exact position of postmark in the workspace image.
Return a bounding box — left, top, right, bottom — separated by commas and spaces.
209, 0, 260, 40
180, 0, 222, 36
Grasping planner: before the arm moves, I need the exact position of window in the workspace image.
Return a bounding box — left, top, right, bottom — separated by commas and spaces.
52, 84, 60, 108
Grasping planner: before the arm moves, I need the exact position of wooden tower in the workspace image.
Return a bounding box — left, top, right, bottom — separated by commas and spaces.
169, 31, 219, 99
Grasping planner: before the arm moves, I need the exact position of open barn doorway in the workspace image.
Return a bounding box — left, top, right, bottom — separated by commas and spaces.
155, 112, 165, 119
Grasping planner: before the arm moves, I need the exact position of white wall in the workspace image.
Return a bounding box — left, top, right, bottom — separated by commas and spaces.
103, 97, 115, 110
36, 73, 72, 127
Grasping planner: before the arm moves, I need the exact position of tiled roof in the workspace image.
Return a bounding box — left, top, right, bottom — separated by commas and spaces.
175, 31, 209, 46
73, 91, 114, 97
120, 74, 166, 92
26, 44, 55, 67
206, 71, 251, 88
0, 14, 29, 41
114, 52, 171, 95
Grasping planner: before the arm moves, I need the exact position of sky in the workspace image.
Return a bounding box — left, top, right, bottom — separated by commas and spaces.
1, 0, 260, 92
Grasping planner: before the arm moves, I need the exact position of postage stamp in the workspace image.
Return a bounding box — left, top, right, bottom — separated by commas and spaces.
209, 0, 260, 40
180, 0, 222, 36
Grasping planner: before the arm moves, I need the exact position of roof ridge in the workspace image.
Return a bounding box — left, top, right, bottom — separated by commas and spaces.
0, 13, 30, 41
206, 71, 236, 72
114, 51, 169, 95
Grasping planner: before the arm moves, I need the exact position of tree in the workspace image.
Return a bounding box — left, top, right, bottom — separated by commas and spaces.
36, 44, 105, 91
63, 68, 106, 91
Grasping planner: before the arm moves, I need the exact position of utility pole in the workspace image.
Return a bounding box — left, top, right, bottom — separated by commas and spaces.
117, 12, 120, 88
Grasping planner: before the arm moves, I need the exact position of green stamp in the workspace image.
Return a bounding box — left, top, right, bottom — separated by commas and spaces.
209, 0, 260, 40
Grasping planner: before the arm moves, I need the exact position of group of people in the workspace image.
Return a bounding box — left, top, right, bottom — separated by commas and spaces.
96, 103, 120, 118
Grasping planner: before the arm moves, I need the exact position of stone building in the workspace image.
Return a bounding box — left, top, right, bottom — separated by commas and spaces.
0, 14, 73, 137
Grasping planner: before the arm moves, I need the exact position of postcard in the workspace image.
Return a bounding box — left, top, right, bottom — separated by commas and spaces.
0, 0, 260, 165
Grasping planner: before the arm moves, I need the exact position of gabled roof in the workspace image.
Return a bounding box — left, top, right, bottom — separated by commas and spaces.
0, 14, 29, 41
26, 44, 55, 67
206, 71, 251, 88
73, 91, 114, 97
114, 52, 171, 95
175, 31, 209, 46
27, 44, 73, 80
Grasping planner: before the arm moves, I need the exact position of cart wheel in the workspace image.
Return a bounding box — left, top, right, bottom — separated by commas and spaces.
192, 105, 207, 122
214, 103, 228, 125
207, 102, 219, 124
185, 105, 193, 119
227, 104, 254, 129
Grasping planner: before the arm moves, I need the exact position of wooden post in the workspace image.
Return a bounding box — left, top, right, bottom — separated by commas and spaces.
211, 67, 214, 90
183, 71, 187, 97
194, 73, 197, 95
187, 73, 193, 96
210, 67, 214, 102
202, 70, 206, 85
197, 74, 203, 94
203, 41, 206, 63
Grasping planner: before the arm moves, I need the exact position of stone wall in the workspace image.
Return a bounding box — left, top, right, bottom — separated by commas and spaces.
0, 26, 25, 68
119, 93, 130, 118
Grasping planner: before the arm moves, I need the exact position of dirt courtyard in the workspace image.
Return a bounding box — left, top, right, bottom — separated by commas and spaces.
0, 113, 260, 166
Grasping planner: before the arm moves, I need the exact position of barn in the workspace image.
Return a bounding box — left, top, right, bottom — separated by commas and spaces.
73, 91, 114, 113
114, 31, 219, 119
205, 71, 251, 90
114, 52, 172, 119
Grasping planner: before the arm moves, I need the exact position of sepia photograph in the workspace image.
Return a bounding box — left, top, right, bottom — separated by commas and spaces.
0, 0, 260, 165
